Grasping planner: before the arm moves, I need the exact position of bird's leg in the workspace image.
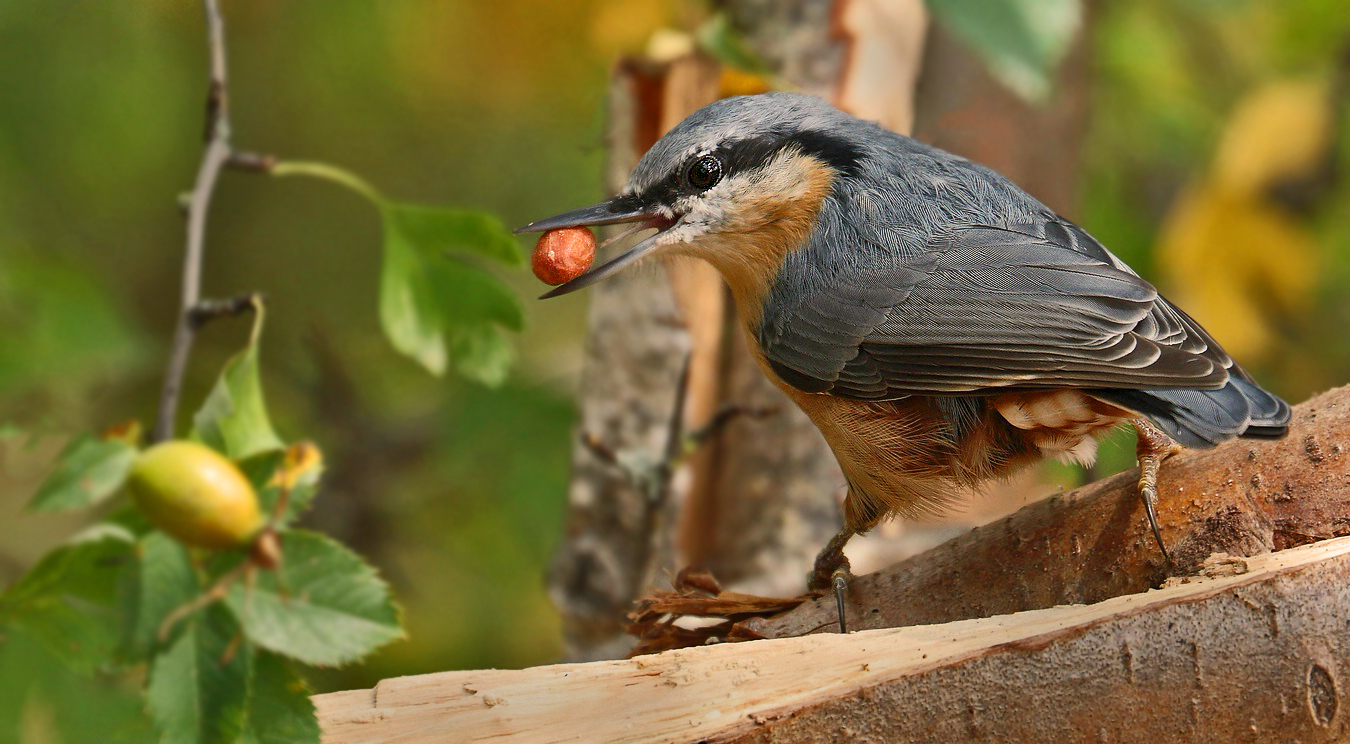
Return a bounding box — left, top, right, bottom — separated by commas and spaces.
1133, 419, 1182, 563
808, 527, 856, 633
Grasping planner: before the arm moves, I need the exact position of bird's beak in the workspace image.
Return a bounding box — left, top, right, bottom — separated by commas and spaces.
516, 197, 675, 299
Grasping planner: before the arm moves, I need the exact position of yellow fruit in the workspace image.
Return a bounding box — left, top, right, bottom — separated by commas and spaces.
127, 441, 264, 550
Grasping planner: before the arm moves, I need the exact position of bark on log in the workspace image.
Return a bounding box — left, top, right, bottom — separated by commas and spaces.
315, 535, 1350, 743
739, 384, 1350, 640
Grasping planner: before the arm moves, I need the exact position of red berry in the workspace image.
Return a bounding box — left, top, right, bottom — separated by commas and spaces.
532, 227, 596, 286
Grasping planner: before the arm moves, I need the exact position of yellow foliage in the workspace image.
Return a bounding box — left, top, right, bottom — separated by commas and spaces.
719, 68, 771, 98
1209, 80, 1334, 199
1157, 79, 1330, 363
1157, 185, 1315, 360
589, 0, 677, 58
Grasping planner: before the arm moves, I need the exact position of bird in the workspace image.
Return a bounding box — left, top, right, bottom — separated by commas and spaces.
518, 93, 1292, 631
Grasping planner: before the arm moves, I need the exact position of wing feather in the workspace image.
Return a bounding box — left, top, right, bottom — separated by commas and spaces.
759, 220, 1234, 401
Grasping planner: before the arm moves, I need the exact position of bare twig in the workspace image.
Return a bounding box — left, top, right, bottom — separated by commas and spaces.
153, 0, 248, 442
226, 150, 278, 173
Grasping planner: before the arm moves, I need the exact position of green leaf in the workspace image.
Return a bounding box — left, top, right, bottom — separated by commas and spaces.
926, 0, 1082, 102
191, 296, 285, 460
118, 531, 198, 662
431, 257, 526, 333
449, 322, 517, 387
385, 204, 523, 267
270, 159, 524, 385
0, 529, 135, 676
241, 651, 320, 744
28, 433, 137, 511
380, 203, 525, 384
380, 211, 448, 374
225, 530, 403, 667
146, 605, 250, 744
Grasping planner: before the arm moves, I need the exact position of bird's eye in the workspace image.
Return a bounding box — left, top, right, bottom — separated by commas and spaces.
685, 155, 724, 191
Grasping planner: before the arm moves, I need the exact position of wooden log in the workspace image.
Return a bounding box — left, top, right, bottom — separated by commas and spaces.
740, 384, 1350, 640
314, 535, 1350, 743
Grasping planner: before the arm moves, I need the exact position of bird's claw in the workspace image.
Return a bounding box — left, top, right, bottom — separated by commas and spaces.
1139, 482, 1171, 564
831, 568, 851, 634
1133, 419, 1179, 565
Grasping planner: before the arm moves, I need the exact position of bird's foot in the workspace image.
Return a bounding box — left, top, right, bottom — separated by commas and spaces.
1133, 419, 1182, 564
830, 566, 853, 634
809, 528, 857, 633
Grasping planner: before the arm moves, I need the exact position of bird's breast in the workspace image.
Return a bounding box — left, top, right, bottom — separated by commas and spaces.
737, 327, 1134, 527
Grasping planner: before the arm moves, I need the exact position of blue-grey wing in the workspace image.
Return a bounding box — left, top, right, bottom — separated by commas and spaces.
758, 219, 1291, 447
758, 220, 1232, 399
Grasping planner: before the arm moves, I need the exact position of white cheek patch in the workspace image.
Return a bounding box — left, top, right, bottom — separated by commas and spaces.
671, 150, 829, 240
750, 150, 824, 202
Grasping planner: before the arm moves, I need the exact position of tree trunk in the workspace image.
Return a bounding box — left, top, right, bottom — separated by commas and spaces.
547, 0, 930, 660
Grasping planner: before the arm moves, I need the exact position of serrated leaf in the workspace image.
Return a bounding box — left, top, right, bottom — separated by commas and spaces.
926, 0, 1081, 102
192, 296, 284, 460
147, 604, 250, 744
225, 530, 403, 667
385, 204, 523, 267
28, 433, 137, 511
241, 651, 320, 744
0, 532, 134, 676
379, 203, 524, 384
118, 531, 198, 662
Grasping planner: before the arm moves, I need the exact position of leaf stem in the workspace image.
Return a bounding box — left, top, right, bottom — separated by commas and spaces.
270, 160, 386, 205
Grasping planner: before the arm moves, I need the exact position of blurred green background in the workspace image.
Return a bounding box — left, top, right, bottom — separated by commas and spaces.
1, 0, 1348, 738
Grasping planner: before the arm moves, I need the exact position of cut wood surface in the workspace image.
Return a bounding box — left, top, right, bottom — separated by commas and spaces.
314, 535, 1350, 743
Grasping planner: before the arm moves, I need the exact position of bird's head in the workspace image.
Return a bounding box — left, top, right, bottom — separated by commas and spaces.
517, 93, 869, 299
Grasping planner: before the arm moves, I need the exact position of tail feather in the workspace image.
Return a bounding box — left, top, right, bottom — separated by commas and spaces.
1091, 373, 1291, 449
1231, 375, 1292, 431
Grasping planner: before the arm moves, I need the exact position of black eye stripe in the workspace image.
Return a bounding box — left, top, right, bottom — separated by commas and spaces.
635, 129, 864, 208
722, 130, 865, 179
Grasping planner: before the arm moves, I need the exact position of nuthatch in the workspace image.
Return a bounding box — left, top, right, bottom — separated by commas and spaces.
519, 93, 1292, 630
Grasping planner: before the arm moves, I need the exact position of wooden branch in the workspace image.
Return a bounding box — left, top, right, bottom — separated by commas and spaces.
315, 535, 1350, 742
154, 0, 234, 443
741, 383, 1350, 640
152, 0, 277, 443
